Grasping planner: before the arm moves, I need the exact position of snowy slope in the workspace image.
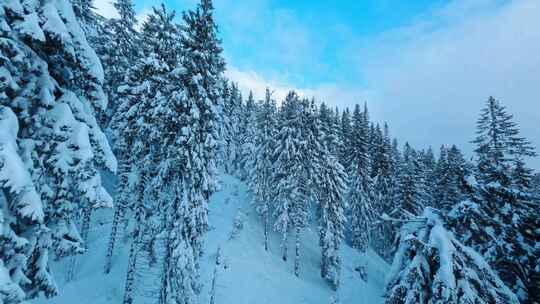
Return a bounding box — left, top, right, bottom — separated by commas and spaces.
32, 173, 389, 304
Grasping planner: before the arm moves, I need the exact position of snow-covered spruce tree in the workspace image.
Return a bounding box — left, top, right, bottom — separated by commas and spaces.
451, 96, 538, 302
292, 97, 324, 277
378, 137, 402, 260
385, 208, 520, 304
103, 137, 130, 274
319, 102, 339, 157
71, 0, 99, 35
179, 0, 225, 273
101, 1, 142, 267
237, 90, 257, 180
346, 104, 375, 252
316, 135, 347, 290
415, 149, 432, 207
152, 37, 200, 304
369, 123, 382, 178
113, 4, 181, 303
218, 80, 230, 171
118, 0, 224, 299
101, 0, 145, 274
434, 145, 470, 212
528, 241, 540, 304
532, 173, 540, 198
1, 0, 115, 300
419, 147, 437, 206
249, 88, 277, 252
368, 123, 381, 178
371, 123, 395, 258
331, 107, 344, 160
94, 0, 139, 127
272, 91, 304, 262
433, 145, 449, 210
221, 82, 242, 174
394, 143, 426, 216
338, 108, 352, 168
0, 107, 48, 303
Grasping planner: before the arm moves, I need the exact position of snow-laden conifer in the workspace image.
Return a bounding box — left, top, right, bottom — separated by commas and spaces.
385, 208, 519, 304
347, 104, 375, 252
272, 91, 304, 262
1, 0, 115, 300
249, 89, 277, 252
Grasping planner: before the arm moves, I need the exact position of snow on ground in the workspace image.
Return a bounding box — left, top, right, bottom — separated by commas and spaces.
32, 173, 389, 304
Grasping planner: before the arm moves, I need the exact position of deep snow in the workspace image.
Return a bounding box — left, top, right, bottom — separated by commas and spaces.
32, 173, 389, 304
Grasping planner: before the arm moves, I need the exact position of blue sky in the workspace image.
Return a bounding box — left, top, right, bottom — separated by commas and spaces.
117, 0, 450, 86
94, 0, 540, 169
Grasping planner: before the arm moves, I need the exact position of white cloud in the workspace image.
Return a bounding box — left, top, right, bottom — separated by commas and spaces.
354, 0, 540, 168
225, 66, 371, 106
93, 0, 119, 18
225, 66, 293, 102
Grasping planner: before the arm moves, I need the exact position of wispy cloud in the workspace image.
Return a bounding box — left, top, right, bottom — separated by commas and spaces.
226, 66, 371, 106
356, 0, 540, 168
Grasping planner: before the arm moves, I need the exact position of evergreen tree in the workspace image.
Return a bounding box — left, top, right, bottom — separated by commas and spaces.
179, 0, 225, 267
332, 107, 344, 160
472, 96, 535, 188
71, 0, 99, 35
347, 104, 375, 252
369, 123, 382, 178
370, 124, 384, 178
433, 145, 450, 209
394, 143, 425, 216
146, 7, 205, 302
372, 123, 395, 259
317, 134, 347, 290
112, 6, 193, 304
319, 103, 338, 156
293, 98, 323, 276
385, 208, 520, 304
434, 145, 469, 212
249, 89, 277, 252
452, 96, 538, 302
237, 91, 257, 180
420, 147, 437, 206
101, 2, 143, 267
221, 82, 242, 174
532, 173, 540, 198
272, 91, 304, 262
338, 108, 352, 167
1, 0, 115, 301
95, 0, 139, 126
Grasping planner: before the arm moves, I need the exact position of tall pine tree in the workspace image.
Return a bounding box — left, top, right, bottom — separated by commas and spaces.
1, 0, 115, 301
272, 91, 304, 262
179, 0, 225, 287
347, 104, 375, 252
249, 88, 277, 252
317, 127, 347, 290
451, 96, 538, 302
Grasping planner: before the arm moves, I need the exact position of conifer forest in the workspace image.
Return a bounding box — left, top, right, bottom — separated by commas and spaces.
1, 0, 539, 303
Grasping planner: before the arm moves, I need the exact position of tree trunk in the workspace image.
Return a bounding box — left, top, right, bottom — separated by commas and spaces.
281, 231, 288, 262
123, 176, 146, 304
210, 246, 221, 304
80, 207, 92, 244
122, 227, 142, 304
263, 204, 269, 252
105, 203, 124, 274
294, 227, 301, 277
